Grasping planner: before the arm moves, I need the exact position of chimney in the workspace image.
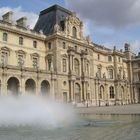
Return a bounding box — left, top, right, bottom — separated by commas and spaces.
2, 11, 13, 23
124, 43, 131, 52
16, 17, 27, 27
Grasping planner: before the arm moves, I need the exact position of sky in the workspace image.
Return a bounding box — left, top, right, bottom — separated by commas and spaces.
0, 0, 140, 53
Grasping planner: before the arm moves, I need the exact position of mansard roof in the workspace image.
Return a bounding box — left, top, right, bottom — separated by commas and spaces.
34, 5, 72, 35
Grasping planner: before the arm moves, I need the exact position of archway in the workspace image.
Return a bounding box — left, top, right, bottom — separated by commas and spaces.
75, 83, 81, 103
7, 77, 19, 95
41, 80, 50, 96
25, 79, 36, 94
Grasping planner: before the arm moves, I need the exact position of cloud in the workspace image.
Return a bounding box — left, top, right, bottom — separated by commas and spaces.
131, 40, 140, 53
66, 0, 140, 28
0, 7, 38, 29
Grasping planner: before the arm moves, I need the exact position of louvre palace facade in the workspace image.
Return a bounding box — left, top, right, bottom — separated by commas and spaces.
0, 5, 140, 106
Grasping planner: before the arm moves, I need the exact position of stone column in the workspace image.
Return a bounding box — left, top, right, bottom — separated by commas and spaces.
105, 83, 108, 105
68, 80, 74, 102
1, 68, 8, 95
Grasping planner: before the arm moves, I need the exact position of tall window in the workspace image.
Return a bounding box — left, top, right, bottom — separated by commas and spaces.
72, 26, 77, 38
98, 54, 100, 60
3, 33, 8, 42
63, 42, 66, 49
32, 57, 38, 68
48, 42, 51, 50
48, 59, 51, 71
75, 46, 77, 52
60, 20, 65, 31
63, 92, 67, 102
1, 51, 8, 65
118, 57, 121, 62
108, 56, 112, 62
97, 67, 101, 78
87, 63, 89, 75
110, 86, 115, 99
74, 59, 79, 75
119, 69, 122, 79
62, 58, 67, 72
33, 41, 37, 48
18, 55, 24, 66
19, 37, 23, 45
108, 69, 113, 79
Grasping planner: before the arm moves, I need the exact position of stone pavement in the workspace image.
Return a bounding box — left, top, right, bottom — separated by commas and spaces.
75, 104, 140, 115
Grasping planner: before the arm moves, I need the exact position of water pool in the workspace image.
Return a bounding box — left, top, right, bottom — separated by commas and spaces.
0, 115, 140, 140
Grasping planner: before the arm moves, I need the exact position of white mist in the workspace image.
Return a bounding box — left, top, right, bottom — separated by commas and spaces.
0, 95, 77, 128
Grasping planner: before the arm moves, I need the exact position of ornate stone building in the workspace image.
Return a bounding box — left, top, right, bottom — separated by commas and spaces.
0, 5, 139, 106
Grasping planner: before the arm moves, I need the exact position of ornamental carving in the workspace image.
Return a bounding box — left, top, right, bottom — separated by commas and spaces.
67, 14, 82, 26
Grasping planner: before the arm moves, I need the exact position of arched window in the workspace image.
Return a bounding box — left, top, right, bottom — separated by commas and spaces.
108, 69, 113, 79
110, 86, 115, 99
74, 59, 79, 75
72, 26, 77, 38
108, 56, 112, 62
19, 37, 23, 45
3, 33, 8, 41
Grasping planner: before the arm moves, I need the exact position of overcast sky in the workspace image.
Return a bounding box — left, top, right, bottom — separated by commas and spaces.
0, 0, 139, 53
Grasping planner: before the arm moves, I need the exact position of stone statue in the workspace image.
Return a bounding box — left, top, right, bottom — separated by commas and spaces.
54, 23, 60, 33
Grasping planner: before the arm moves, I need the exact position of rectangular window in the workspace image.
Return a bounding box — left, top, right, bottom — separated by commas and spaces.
33, 41, 37, 48
118, 57, 121, 62
98, 54, 100, 60
48, 59, 51, 71
62, 59, 67, 72
108, 69, 113, 79
63, 42, 66, 49
33, 57, 38, 68
63, 92, 67, 103
3, 33, 8, 42
98, 67, 101, 78
18, 55, 24, 66
19, 37, 23, 45
1, 51, 8, 65
48, 42, 51, 50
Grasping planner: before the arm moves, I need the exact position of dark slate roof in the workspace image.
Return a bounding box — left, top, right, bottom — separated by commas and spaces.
33, 5, 72, 35
93, 43, 112, 51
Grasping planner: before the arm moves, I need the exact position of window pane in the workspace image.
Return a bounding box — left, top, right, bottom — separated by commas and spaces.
3, 33, 8, 41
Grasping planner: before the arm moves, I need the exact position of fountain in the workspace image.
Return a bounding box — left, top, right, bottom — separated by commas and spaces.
0, 95, 76, 128
0, 94, 140, 140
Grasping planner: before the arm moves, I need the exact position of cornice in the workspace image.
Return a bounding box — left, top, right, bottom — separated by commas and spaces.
0, 22, 46, 41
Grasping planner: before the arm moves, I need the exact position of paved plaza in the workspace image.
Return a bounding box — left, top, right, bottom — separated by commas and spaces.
75, 104, 140, 115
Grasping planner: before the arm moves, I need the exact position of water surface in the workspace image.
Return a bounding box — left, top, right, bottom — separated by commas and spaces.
0, 115, 140, 140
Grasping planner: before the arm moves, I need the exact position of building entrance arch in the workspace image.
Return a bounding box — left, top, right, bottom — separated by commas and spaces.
41, 80, 50, 96
7, 77, 20, 95
25, 79, 36, 94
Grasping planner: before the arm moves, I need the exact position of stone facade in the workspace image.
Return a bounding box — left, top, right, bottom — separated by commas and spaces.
0, 5, 139, 106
